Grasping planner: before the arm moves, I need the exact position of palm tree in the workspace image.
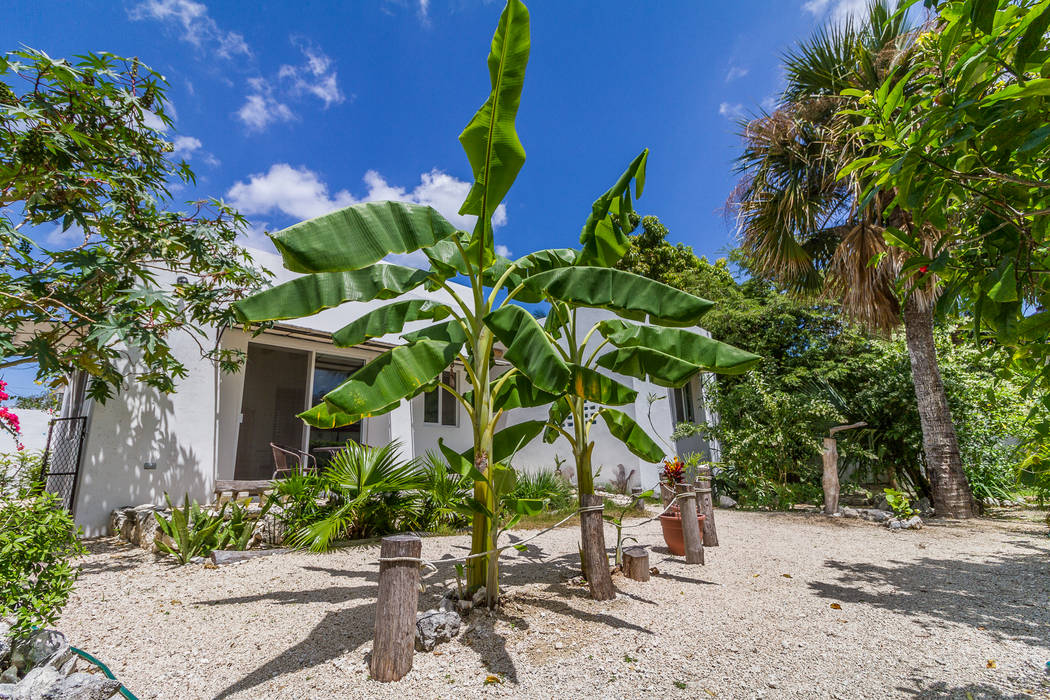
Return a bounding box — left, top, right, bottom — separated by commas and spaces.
731, 1, 976, 517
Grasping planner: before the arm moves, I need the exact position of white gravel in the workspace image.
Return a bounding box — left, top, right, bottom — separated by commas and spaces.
59, 510, 1050, 699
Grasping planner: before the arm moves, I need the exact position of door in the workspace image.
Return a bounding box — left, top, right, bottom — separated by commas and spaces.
307, 355, 365, 468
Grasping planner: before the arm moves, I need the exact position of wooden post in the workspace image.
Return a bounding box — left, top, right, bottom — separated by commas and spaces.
622, 546, 649, 581
370, 534, 421, 682
677, 486, 704, 565
695, 467, 718, 547
822, 437, 840, 516
580, 494, 616, 600
630, 486, 646, 513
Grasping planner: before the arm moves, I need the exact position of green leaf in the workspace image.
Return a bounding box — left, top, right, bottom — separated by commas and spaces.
597, 319, 761, 374
458, 0, 530, 255
439, 438, 486, 482
332, 299, 451, 347
232, 265, 430, 323
599, 408, 665, 462
543, 397, 572, 443
569, 365, 636, 405
1016, 1, 1050, 74
401, 319, 468, 346
578, 149, 649, 266
474, 373, 559, 411
462, 420, 546, 466
525, 267, 714, 326
299, 400, 399, 429
484, 304, 571, 393
987, 262, 1018, 302
269, 201, 460, 273
596, 346, 699, 387
320, 338, 462, 416
969, 0, 997, 34
505, 498, 546, 516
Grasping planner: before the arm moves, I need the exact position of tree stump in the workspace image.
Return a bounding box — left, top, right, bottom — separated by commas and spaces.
696, 468, 718, 547
822, 437, 840, 515
622, 546, 649, 581
370, 534, 422, 682
580, 494, 616, 600
630, 486, 646, 513
677, 486, 704, 565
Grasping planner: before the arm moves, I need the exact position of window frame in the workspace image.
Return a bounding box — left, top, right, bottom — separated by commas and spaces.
423, 369, 458, 427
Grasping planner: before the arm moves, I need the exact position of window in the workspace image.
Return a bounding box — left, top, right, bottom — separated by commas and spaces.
672, 380, 695, 424
424, 370, 457, 426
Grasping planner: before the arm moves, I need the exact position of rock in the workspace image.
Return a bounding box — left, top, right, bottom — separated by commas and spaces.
0, 668, 16, 684
0, 683, 14, 699
472, 588, 488, 608
438, 596, 457, 613
888, 519, 903, 530
55, 658, 75, 678
457, 600, 472, 614
903, 515, 923, 530
717, 495, 737, 509
0, 620, 11, 667
39, 672, 121, 700
858, 509, 892, 523
415, 610, 461, 652
554, 642, 564, 650
12, 631, 71, 673
841, 507, 859, 519
11, 665, 61, 699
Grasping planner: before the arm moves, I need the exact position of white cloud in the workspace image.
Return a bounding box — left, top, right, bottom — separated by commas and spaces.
237, 78, 295, 131
172, 135, 202, 157
418, 0, 430, 21
278, 40, 344, 108
803, 0, 869, 25
44, 224, 88, 249
129, 0, 251, 58
725, 66, 749, 82
495, 244, 511, 258
226, 164, 509, 249
761, 94, 779, 112
718, 102, 746, 120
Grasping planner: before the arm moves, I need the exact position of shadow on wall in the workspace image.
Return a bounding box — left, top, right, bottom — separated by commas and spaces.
75, 377, 209, 537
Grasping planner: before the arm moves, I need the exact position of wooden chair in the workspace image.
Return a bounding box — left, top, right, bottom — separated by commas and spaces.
270, 442, 317, 480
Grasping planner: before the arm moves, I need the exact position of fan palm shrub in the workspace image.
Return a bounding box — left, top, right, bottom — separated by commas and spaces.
731, 0, 975, 516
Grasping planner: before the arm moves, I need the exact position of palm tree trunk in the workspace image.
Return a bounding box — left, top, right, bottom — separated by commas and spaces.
901, 296, 974, 518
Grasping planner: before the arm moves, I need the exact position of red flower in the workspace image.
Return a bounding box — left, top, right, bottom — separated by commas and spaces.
661, 457, 686, 486
919, 265, 929, 274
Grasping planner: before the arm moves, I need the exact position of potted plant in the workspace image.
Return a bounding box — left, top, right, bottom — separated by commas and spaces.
658, 457, 705, 556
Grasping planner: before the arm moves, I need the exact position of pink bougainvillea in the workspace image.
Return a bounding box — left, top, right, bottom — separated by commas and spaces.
0, 379, 22, 449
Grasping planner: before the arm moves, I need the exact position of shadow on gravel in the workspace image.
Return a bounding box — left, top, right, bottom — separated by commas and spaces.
898, 679, 1044, 699
809, 547, 1050, 647
78, 539, 143, 575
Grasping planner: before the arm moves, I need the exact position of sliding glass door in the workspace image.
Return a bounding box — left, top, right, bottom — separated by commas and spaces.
307, 355, 365, 468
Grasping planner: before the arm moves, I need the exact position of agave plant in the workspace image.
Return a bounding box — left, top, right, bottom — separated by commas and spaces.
154, 493, 227, 565
289, 441, 425, 552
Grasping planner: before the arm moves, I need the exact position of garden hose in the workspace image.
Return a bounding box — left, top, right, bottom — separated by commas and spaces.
69, 646, 138, 700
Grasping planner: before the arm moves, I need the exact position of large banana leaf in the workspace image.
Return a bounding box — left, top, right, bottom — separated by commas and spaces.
269, 201, 459, 273
599, 408, 664, 462
463, 373, 559, 411
596, 346, 699, 388
322, 337, 461, 415
299, 398, 400, 429
400, 319, 468, 346
524, 267, 714, 326
578, 149, 648, 266
460, 420, 546, 466
598, 319, 761, 375
232, 264, 430, 323
332, 299, 451, 347
484, 304, 570, 393
501, 248, 579, 303
458, 0, 530, 257
569, 365, 636, 405
542, 397, 572, 443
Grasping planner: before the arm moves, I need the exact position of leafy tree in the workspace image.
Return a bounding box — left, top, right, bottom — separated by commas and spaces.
841, 0, 1050, 483
730, 2, 977, 517
0, 49, 264, 401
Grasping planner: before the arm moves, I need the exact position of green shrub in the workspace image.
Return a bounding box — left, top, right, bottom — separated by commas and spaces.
0, 450, 45, 494
0, 490, 84, 636
508, 469, 574, 512
883, 488, 916, 519
154, 493, 228, 564
412, 451, 473, 532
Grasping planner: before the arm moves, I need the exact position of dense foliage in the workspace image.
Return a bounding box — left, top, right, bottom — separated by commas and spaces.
0, 49, 264, 401
0, 489, 83, 636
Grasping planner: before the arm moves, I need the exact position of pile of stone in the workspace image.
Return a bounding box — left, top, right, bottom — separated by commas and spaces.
0, 624, 122, 699
413, 588, 484, 653
108, 502, 284, 553
839, 507, 923, 530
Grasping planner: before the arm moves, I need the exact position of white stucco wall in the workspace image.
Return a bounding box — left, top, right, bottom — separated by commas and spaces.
0, 408, 52, 454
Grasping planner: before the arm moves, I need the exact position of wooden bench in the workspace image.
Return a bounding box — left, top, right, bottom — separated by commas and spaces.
213, 479, 274, 505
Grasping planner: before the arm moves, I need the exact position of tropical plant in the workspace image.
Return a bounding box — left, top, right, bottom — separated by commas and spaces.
602, 489, 653, 567
840, 0, 1050, 480
411, 451, 474, 532
153, 493, 228, 565
232, 0, 744, 604
506, 468, 574, 512
731, 1, 977, 517
267, 472, 327, 536
0, 449, 44, 495
884, 488, 916, 519
661, 457, 686, 487
288, 441, 425, 552
0, 489, 83, 636
216, 497, 272, 552
0, 49, 264, 401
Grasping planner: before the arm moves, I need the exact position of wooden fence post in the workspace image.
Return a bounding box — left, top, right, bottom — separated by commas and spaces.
630, 486, 646, 513
822, 437, 840, 515
622, 546, 649, 581
677, 485, 705, 565
580, 494, 616, 600
696, 467, 718, 547
370, 534, 421, 682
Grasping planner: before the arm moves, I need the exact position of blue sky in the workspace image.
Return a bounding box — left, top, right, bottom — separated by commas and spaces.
3, 0, 866, 395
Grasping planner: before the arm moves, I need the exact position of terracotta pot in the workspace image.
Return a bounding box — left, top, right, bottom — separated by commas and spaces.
659, 510, 706, 557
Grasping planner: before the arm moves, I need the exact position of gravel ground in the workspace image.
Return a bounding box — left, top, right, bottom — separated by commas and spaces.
60, 509, 1050, 699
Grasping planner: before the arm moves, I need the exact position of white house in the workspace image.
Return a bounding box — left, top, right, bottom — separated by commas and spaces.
53, 247, 719, 536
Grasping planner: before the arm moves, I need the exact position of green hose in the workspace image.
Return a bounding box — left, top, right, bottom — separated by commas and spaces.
69, 646, 137, 700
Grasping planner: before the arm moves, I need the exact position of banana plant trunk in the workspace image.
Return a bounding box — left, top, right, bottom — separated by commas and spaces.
574, 401, 615, 598
902, 296, 975, 518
